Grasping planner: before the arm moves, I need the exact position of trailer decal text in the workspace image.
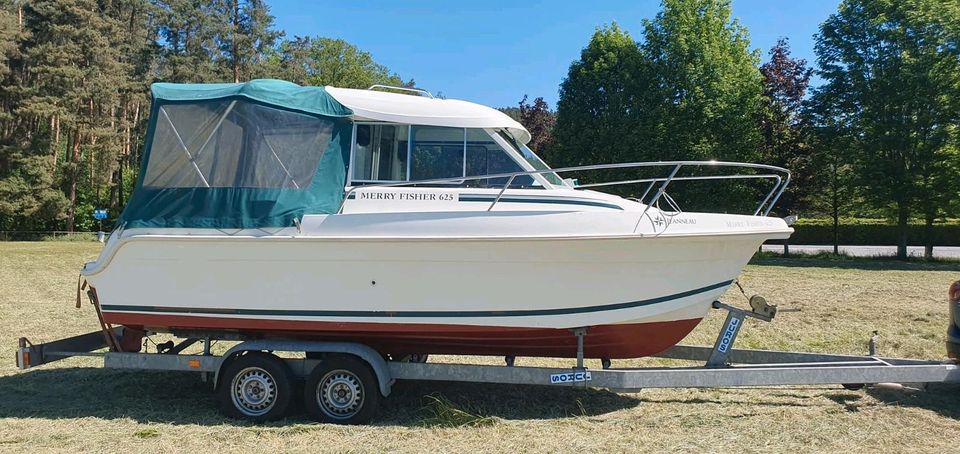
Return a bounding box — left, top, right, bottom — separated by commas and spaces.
550, 371, 592, 384
717, 317, 741, 353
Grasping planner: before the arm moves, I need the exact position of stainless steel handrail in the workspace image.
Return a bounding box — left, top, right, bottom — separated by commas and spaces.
367, 85, 435, 99
337, 160, 791, 222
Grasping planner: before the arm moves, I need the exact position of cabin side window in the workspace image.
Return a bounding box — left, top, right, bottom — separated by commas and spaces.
351, 125, 537, 187
411, 126, 465, 180
352, 124, 408, 182
464, 128, 532, 187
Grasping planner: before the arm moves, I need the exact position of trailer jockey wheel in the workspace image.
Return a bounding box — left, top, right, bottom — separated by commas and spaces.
217, 352, 293, 422
304, 355, 380, 425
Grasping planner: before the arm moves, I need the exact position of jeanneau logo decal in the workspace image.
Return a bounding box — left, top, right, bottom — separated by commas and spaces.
653, 215, 696, 227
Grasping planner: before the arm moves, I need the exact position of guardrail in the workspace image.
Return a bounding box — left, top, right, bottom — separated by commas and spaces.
339, 160, 791, 221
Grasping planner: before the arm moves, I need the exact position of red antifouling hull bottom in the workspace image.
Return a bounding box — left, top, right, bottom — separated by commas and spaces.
103, 312, 702, 359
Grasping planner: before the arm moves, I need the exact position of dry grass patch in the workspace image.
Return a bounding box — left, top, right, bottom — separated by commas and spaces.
1, 242, 959, 452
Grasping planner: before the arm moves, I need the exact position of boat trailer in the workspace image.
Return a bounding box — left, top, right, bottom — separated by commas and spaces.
16, 297, 960, 424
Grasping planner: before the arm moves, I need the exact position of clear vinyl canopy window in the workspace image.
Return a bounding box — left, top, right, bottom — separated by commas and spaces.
144, 100, 335, 189
119, 80, 352, 229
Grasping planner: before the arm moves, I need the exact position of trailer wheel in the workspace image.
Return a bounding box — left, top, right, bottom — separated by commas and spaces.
304, 355, 380, 424
218, 352, 293, 422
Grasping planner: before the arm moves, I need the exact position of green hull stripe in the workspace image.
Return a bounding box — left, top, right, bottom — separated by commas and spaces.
101, 280, 733, 318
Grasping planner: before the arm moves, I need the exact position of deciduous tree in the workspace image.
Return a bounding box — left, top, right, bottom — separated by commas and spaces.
758, 38, 814, 215
553, 23, 648, 175
813, 0, 960, 259
641, 0, 763, 163
266, 36, 412, 89
517, 95, 554, 157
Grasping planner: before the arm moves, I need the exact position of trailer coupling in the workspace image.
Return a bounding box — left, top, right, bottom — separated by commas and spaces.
16, 328, 121, 369
16, 337, 31, 369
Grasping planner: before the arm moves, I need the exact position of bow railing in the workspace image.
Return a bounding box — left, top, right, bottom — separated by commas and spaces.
339, 160, 790, 220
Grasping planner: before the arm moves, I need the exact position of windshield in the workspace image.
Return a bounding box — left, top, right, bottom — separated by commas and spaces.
497, 131, 565, 186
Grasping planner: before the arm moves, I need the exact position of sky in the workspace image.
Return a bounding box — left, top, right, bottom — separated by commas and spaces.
269, 0, 841, 108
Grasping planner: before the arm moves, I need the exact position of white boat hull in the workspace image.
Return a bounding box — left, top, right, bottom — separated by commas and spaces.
85, 212, 785, 358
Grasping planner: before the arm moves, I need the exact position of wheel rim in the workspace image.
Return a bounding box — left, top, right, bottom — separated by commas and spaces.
231, 366, 277, 417
316, 369, 364, 420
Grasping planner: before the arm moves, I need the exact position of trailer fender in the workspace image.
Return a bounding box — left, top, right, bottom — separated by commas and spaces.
215, 341, 394, 397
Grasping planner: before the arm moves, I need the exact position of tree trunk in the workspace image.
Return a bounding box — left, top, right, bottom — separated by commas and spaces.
131, 101, 141, 166
118, 157, 124, 208
66, 130, 82, 232
122, 101, 130, 156
832, 204, 839, 255
89, 133, 98, 204
89, 100, 96, 197
896, 202, 909, 260
924, 211, 935, 260
50, 116, 59, 171
232, 0, 241, 83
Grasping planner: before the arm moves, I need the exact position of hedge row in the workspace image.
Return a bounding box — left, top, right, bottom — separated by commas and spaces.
777, 218, 960, 246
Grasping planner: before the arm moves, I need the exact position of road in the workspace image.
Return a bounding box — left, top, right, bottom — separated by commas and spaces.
761, 244, 960, 259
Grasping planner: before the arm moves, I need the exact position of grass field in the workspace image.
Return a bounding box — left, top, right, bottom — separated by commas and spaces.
1, 242, 959, 452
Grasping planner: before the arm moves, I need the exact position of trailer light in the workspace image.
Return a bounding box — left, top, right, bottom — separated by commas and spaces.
188, 359, 201, 369
20, 351, 30, 368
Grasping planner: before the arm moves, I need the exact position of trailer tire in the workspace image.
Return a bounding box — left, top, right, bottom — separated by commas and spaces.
304, 355, 380, 425
217, 352, 293, 422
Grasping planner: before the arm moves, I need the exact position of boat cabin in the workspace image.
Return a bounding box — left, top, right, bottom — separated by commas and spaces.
325, 86, 559, 189
119, 80, 564, 230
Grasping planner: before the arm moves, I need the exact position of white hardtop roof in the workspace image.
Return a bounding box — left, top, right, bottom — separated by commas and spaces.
325, 86, 532, 144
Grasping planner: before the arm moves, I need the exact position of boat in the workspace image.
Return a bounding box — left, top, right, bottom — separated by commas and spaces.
80, 79, 793, 360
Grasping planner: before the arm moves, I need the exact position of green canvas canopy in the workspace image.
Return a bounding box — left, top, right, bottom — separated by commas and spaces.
119, 80, 355, 229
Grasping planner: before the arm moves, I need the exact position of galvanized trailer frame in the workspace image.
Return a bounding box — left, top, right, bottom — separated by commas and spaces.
17, 301, 960, 395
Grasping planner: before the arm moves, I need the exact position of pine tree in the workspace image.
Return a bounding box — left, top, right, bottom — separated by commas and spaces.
102, 0, 158, 214
217, 0, 282, 82
156, 0, 227, 82
16, 0, 129, 231
0, 2, 17, 78
0, 0, 416, 233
